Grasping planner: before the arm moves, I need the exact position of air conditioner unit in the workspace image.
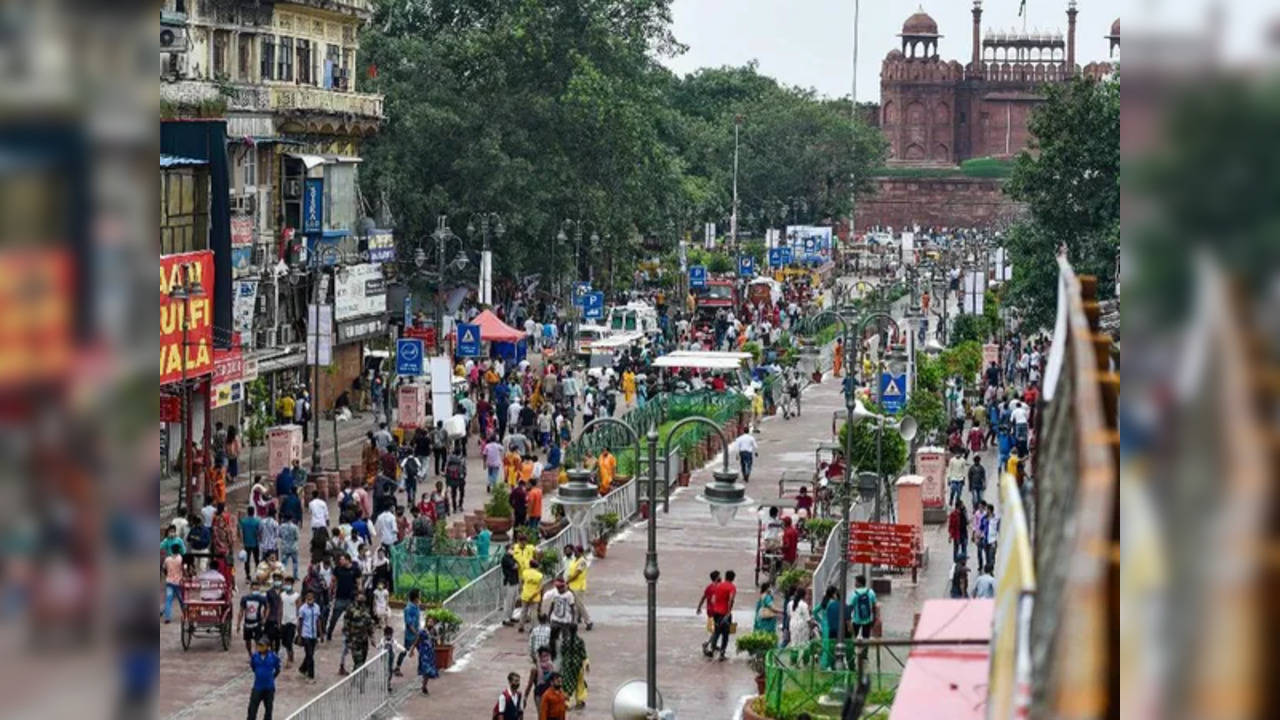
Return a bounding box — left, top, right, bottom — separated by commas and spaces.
244, 193, 258, 215
285, 179, 302, 198
160, 27, 189, 52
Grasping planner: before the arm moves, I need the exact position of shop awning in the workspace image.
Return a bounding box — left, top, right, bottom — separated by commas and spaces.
888, 599, 992, 720
285, 153, 326, 170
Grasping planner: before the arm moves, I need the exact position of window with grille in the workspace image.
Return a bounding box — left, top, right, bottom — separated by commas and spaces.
278, 37, 293, 81
260, 35, 275, 81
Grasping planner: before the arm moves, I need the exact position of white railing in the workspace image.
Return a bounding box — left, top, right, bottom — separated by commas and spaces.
284, 650, 390, 720
811, 520, 847, 602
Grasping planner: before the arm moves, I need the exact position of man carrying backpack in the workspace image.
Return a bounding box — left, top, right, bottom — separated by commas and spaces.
849, 574, 877, 640
400, 453, 422, 509
444, 451, 467, 515
338, 482, 359, 526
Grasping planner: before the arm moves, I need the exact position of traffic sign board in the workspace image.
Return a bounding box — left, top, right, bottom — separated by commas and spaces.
689, 265, 707, 289
396, 338, 424, 376
738, 255, 755, 277
780, 246, 793, 264
880, 372, 907, 414
584, 291, 605, 320
457, 323, 482, 357
768, 248, 785, 268
573, 282, 592, 306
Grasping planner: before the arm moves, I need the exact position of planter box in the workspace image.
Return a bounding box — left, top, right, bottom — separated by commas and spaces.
485, 516, 513, 541
434, 644, 455, 671
540, 519, 567, 539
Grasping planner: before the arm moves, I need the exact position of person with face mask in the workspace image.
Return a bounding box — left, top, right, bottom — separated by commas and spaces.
278, 576, 300, 665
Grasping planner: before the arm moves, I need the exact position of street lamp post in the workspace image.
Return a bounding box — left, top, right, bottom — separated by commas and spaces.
168, 262, 205, 515
559, 219, 598, 352
426, 215, 470, 353
303, 244, 341, 475
556, 416, 750, 717
467, 212, 505, 307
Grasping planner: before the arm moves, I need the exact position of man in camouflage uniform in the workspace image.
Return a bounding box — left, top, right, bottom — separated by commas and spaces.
340, 590, 375, 674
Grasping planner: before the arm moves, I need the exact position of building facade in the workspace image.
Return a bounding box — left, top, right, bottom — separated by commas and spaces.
160, 0, 385, 470
878, 2, 1118, 167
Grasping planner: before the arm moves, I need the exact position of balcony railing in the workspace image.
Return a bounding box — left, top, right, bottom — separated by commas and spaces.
270, 84, 383, 120
160, 79, 383, 120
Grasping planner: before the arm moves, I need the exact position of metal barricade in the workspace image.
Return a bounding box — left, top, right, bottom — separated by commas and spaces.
285, 650, 390, 720
441, 564, 504, 652
811, 520, 846, 604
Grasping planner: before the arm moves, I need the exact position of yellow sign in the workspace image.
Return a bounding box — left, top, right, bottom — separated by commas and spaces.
988, 472, 1035, 720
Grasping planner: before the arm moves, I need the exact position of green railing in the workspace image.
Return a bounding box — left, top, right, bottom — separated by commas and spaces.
763, 642, 902, 719
389, 541, 502, 605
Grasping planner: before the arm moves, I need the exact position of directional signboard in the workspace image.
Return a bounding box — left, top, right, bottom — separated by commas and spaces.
584, 291, 605, 320
803, 236, 817, 256
879, 372, 907, 414
768, 247, 785, 268
573, 281, 592, 306
848, 521, 918, 568
689, 265, 707, 289
738, 255, 755, 277
780, 246, 793, 265
396, 337, 424, 376
456, 323, 482, 357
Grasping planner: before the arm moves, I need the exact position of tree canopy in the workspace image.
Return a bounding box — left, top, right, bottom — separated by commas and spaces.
359, 0, 885, 295
1004, 76, 1119, 331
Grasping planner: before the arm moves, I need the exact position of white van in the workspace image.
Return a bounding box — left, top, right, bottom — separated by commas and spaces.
606, 302, 661, 337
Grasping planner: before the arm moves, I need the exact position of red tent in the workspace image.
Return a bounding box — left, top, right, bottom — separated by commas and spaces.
456, 310, 526, 342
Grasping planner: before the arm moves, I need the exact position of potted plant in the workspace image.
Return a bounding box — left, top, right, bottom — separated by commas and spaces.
541, 504, 568, 539
425, 607, 462, 670
735, 631, 777, 695
483, 484, 513, 539
803, 518, 836, 553
591, 511, 620, 558
538, 547, 562, 577
776, 568, 811, 598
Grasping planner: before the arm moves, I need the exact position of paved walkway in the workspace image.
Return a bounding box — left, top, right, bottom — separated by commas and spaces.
378, 351, 967, 718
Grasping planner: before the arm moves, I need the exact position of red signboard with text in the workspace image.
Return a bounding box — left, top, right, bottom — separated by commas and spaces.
848, 521, 918, 568
160, 251, 215, 386
212, 347, 244, 386
404, 325, 437, 351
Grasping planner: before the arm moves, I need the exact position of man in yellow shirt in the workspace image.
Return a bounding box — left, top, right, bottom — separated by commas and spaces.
513, 536, 535, 574
517, 559, 544, 632
597, 448, 617, 496
277, 394, 295, 425
565, 545, 593, 630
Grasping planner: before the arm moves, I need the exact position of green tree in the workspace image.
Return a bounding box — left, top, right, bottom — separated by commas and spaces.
903, 389, 946, 440
1004, 76, 1119, 331
941, 341, 984, 381
949, 314, 992, 346
838, 421, 907, 477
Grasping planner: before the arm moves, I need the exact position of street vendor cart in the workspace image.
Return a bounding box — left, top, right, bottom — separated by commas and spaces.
179, 553, 233, 651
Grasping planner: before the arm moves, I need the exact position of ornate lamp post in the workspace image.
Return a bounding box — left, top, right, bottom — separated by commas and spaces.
168, 262, 205, 515
558, 218, 599, 347
466, 212, 505, 307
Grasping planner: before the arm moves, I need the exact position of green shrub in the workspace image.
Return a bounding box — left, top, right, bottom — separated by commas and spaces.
777, 568, 811, 596
485, 483, 512, 518
735, 631, 778, 674
837, 421, 908, 477
803, 518, 836, 547
393, 572, 470, 603
742, 340, 763, 364
707, 253, 734, 274
425, 607, 463, 645
949, 314, 992, 346
593, 511, 621, 540
903, 388, 946, 439
941, 340, 984, 380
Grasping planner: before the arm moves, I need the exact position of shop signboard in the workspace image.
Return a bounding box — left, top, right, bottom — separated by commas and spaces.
334, 263, 387, 321
160, 250, 215, 386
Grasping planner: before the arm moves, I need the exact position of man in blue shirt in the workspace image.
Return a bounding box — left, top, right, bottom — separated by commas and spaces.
247, 639, 281, 720
394, 588, 421, 675
239, 507, 261, 578
297, 590, 321, 680
278, 488, 303, 525
275, 463, 296, 499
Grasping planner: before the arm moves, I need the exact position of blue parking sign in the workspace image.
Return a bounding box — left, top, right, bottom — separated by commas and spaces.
457, 323, 482, 357
396, 338, 424, 376
584, 291, 605, 320
738, 255, 755, 277
689, 265, 707, 289
780, 246, 793, 264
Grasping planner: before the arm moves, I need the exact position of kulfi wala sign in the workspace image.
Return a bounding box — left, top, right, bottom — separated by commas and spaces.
160, 251, 215, 386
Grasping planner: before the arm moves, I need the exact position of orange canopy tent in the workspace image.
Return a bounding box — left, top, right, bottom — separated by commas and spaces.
452, 310, 527, 343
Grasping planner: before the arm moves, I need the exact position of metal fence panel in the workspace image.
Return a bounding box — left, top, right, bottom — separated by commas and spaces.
811, 520, 846, 603
285, 650, 390, 720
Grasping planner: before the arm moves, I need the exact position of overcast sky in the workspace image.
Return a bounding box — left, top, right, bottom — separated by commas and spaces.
661, 1, 1272, 102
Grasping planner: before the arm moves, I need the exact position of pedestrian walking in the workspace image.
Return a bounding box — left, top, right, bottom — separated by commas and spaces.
948, 501, 969, 562
444, 450, 467, 514
279, 577, 299, 665
339, 590, 374, 675
849, 574, 877, 640
493, 672, 526, 720
541, 576, 577, 657
788, 588, 816, 647
395, 588, 422, 675
559, 626, 589, 710
246, 640, 281, 720
517, 559, 543, 633
539, 672, 568, 720
297, 591, 321, 681
500, 544, 521, 627
733, 429, 758, 483
380, 626, 406, 693
325, 554, 362, 642
946, 450, 967, 508
753, 581, 779, 635
968, 455, 987, 509
161, 544, 185, 624
409, 616, 440, 694
564, 546, 592, 630
524, 647, 557, 712
528, 613, 552, 664
238, 578, 269, 656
